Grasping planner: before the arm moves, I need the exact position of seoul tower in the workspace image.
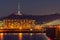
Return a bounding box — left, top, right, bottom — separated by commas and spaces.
17, 1, 22, 15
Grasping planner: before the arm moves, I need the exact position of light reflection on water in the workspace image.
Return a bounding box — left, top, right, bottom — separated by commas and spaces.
0, 33, 48, 40
0, 33, 3, 40
19, 33, 23, 40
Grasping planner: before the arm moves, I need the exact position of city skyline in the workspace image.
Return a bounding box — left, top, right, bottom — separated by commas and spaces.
0, 0, 60, 17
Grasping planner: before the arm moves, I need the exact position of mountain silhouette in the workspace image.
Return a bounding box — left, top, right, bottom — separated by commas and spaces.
0, 13, 60, 24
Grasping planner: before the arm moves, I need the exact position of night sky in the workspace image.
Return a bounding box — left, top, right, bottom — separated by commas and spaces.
0, 0, 60, 17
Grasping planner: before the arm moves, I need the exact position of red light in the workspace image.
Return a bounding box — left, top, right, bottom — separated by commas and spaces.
49, 26, 54, 28
48, 37, 53, 40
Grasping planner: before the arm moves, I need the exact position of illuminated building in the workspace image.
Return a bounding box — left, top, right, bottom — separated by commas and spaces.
0, 1, 60, 40
55, 24, 60, 40
3, 17, 35, 29
0, 19, 4, 29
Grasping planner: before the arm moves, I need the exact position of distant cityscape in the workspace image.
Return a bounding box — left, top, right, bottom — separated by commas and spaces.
0, 12, 60, 40
0, 1, 60, 40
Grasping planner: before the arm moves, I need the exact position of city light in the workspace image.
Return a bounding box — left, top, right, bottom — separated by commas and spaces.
30, 29, 32, 31
19, 33, 23, 40
48, 37, 53, 40
0, 33, 3, 40
19, 27, 22, 30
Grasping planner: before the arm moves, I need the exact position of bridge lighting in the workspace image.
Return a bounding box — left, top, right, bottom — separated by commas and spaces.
30, 29, 32, 31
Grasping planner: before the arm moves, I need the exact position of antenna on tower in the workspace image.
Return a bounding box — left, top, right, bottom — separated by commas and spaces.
17, 1, 22, 15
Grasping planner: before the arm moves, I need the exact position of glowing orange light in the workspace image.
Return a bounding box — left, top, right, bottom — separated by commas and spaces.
19, 33, 23, 40
19, 27, 22, 30
0, 33, 3, 40
30, 29, 32, 31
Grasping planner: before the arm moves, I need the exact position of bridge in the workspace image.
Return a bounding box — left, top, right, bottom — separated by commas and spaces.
0, 29, 46, 33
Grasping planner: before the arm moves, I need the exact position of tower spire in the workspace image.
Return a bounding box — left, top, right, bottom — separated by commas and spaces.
17, 2, 22, 15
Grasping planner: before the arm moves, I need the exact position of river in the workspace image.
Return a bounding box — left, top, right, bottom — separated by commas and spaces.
0, 33, 48, 40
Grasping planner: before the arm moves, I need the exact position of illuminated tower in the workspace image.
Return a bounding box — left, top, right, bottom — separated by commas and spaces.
17, 2, 22, 15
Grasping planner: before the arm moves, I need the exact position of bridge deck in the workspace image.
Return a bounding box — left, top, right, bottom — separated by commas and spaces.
0, 29, 45, 33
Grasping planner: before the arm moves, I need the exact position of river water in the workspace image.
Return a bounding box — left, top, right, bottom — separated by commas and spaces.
0, 33, 48, 40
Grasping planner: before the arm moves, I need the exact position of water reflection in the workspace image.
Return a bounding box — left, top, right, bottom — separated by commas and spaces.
19, 33, 23, 40
4, 33, 19, 40
0, 33, 48, 40
0, 33, 3, 40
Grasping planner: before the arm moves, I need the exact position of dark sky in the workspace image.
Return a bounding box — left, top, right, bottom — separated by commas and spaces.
0, 0, 60, 17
